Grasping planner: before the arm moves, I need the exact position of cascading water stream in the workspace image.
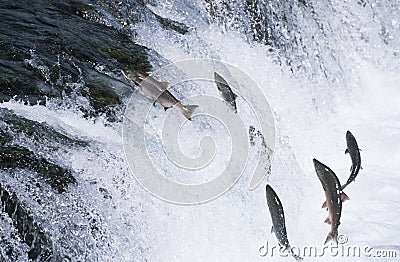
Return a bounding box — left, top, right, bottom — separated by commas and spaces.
0, 0, 399, 261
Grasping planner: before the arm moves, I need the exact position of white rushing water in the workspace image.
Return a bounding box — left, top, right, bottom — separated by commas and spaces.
1, 0, 400, 261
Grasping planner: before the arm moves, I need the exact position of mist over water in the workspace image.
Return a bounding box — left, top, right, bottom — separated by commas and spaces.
1, 0, 399, 261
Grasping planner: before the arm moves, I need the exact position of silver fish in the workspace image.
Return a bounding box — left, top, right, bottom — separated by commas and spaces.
314, 159, 348, 244
214, 72, 238, 113
266, 185, 303, 261
122, 70, 198, 120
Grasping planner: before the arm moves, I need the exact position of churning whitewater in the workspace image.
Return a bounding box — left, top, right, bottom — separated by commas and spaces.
1, 0, 399, 261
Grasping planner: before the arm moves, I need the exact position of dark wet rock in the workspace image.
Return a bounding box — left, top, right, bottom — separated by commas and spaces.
0, 128, 13, 146
81, 68, 124, 120
0, 0, 187, 260
0, 183, 54, 260
0, 108, 88, 148
0, 146, 76, 193
0, 1, 150, 259
0, 0, 152, 119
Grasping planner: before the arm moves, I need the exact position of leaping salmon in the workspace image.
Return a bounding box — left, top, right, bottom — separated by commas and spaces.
265, 185, 303, 261
342, 131, 362, 190
313, 159, 349, 245
214, 72, 238, 113
122, 70, 198, 120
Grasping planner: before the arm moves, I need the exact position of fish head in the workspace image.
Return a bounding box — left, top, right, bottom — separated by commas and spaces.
313, 158, 325, 174
265, 185, 284, 215
265, 184, 275, 199
214, 72, 222, 81
313, 158, 334, 178
126, 71, 151, 86
121, 70, 142, 83
346, 130, 354, 140
214, 72, 229, 89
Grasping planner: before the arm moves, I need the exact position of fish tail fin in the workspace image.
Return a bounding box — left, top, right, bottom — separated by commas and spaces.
292, 253, 304, 261
333, 230, 339, 244
324, 230, 338, 245
180, 104, 199, 120
288, 246, 303, 261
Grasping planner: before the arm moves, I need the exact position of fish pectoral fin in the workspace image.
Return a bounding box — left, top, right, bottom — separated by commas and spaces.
271, 226, 274, 234
345, 148, 349, 154
341, 192, 350, 202
321, 201, 327, 208
324, 217, 331, 224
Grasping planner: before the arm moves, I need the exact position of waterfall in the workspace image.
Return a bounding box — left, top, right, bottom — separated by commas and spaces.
1, 0, 399, 261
